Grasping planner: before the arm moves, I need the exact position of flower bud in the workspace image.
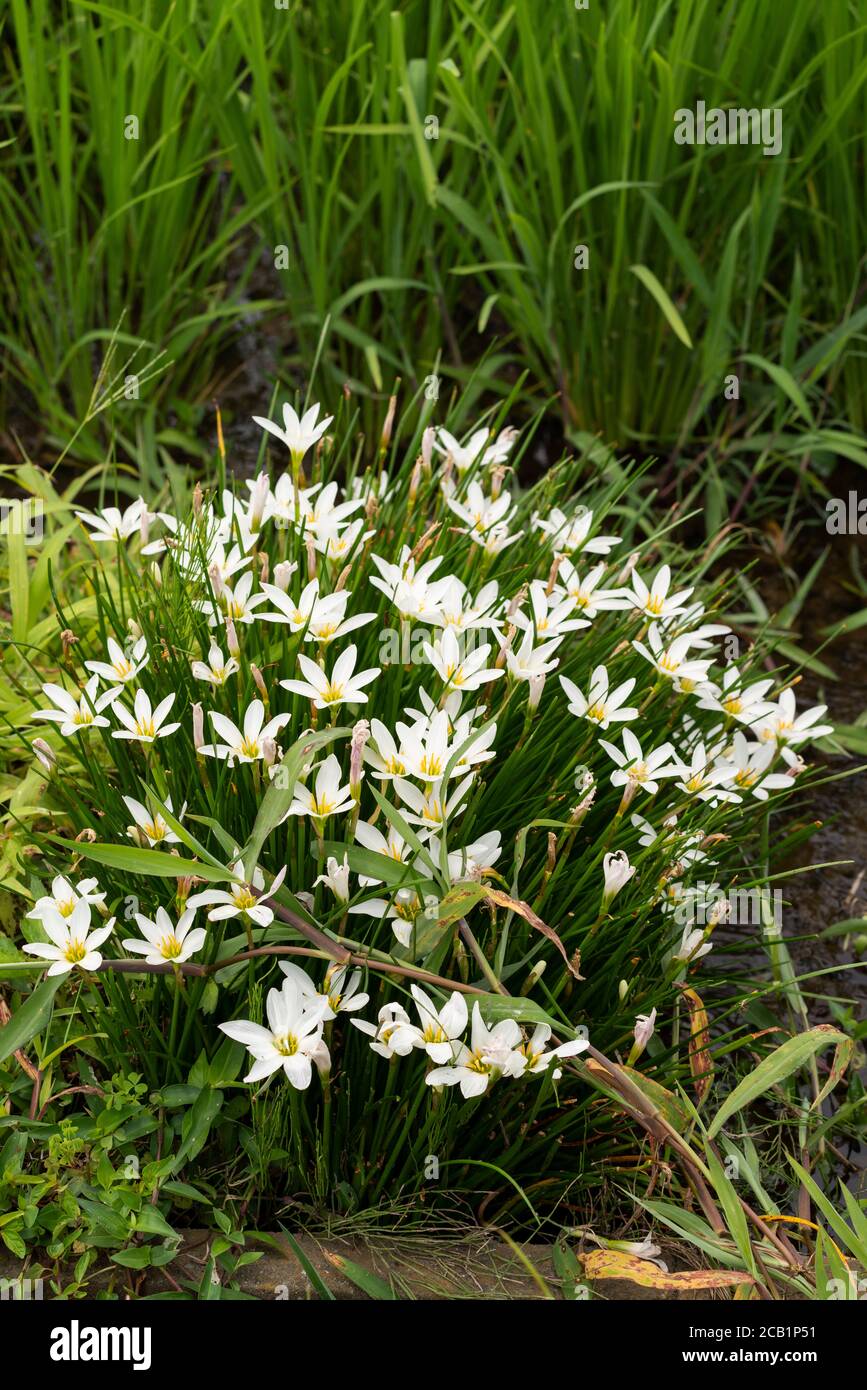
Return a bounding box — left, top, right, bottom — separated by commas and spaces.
274, 560, 294, 592
421, 426, 435, 474
250, 663, 268, 703
602, 850, 636, 908
350, 719, 370, 799
33, 738, 56, 773
528, 671, 545, 713
225, 616, 240, 659
192, 702, 205, 751
629, 1007, 657, 1063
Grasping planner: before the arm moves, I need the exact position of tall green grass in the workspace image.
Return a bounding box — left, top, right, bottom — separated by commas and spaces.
1, 0, 866, 480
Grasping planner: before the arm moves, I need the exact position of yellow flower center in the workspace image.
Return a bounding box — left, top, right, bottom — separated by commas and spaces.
64, 938, 87, 964
239, 737, 260, 758
159, 934, 183, 960
686, 773, 706, 792
393, 896, 421, 922
113, 659, 133, 677
73, 710, 94, 726
419, 754, 443, 777
322, 683, 343, 703
134, 718, 157, 739
422, 1023, 447, 1044
232, 887, 257, 911
722, 696, 743, 715
735, 768, 757, 787
385, 756, 405, 775
658, 653, 679, 673
646, 595, 665, 615
312, 795, 334, 818
58, 898, 76, 917
146, 820, 166, 841
274, 1033, 299, 1056
466, 1052, 492, 1076
586, 701, 606, 723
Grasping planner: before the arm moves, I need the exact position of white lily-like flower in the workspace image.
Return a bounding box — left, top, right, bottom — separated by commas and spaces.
434, 426, 491, 473
252, 401, 333, 461
598, 728, 680, 795
352, 1002, 418, 1058
23, 902, 115, 976
219, 976, 330, 1088
199, 700, 291, 764
34, 676, 121, 737
426, 1003, 526, 1097
722, 732, 796, 800
111, 689, 180, 744
560, 666, 638, 730
673, 742, 740, 804
602, 851, 636, 907
632, 624, 713, 691
280, 644, 380, 709
27, 875, 106, 922
279, 961, 369, 1019
504, 629, 563, 682
673, 925, 713, 965
187, 861, 284, 926
447, 481, 514, 535
347, 884, 436, 947
513, 580, 590, 639
314, 854, 351, 904
197, 570, 269, 627
370, 547, 452, 620
627, 563, 693, 620
406, 984, 468, 1063
422, 629, 503, 694
191, 643, 240, 686
85, 636, 148, 684
75, 500, 145, 543
122, 906, 206, 965
753, 688, 833, 748
286, 755, 354, 823
533, 506, 619, 556
696, 666, 776, 725
520, 1023, 588, 1076
354, 819, 411, 883
553, 561, 629, 617
123, 795, 187, 846
394, 774, 475, 836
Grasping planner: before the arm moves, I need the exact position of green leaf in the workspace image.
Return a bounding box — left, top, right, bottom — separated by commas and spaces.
629, 264, 693, 348
0, 974, 64, 1063
173, 1089, 224, 1171
45, 838, 234, 883
325, 1251, 398, 1300
707, 1028, 848, 1138
741, 353, 814, 425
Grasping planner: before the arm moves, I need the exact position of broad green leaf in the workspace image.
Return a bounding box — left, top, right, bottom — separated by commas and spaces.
742, 353, 813, 424
46, 837, 234, 883
241, 726, 349, 879
707, 1028, 848, 1138
0, 974, 64, 1063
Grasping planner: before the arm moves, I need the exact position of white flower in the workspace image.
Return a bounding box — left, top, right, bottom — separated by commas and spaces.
422, 629, 503, 694
554, 561, 629, 617
394, 773, 474, 837
370, 548, 451, 620
219, 976, 330, 1088
513, 580, 590, 639
560, 666, 638, 729
191, 643, 240, 686
196, 570, 268, 627
34, 676, 120, 737
347, 885, 434, 948
753, 689, 833, 748
287, 754, 354, 823
199, 700, 291, 764
633, 1008, 657, 1054
187, 861, 284, 927
533, 506, 619, 556
673, 742, 740, 804
696, 667, 775, 725
314, 854, 351, 904
123, 795, 187, 846
505, 629, 563, 681
75, 500, 145, 543
673, 926, 713, 965
724, 731, 795, 800
280, 644, 380, 709
354, 819, 411, 883
426, 1003, 526, 1098
520, 1023, 588, 1075
352, 1002, 417, 1058
85, 636, 148, 684
434, 426, 491, 473
252, 401, 333, 460
23, 902, 115, 976
293, 479, 365, 540
111, 689, 180, 744
441, 830, 502, 883
27, 875, 106, 922
122, 906, 206, 965
598, 728, 680, 795
407, 984, 468, 1062
602, 851, 636, 906
447, 481, 514, 534
632, 623, 713, 690
627, 563, 693, 620
279, 962, 369, 1019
